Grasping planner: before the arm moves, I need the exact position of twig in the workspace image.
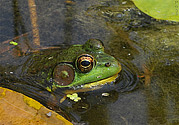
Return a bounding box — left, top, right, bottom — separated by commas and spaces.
28, 0, 40, 46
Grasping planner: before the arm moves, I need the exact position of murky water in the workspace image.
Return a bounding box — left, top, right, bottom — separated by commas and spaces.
0, 0, 179, 124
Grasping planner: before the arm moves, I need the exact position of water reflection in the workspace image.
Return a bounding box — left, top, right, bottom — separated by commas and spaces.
63, 1, 75, 45
146, 60, 179, 124
13, 0, 26, 36
12, 0, 32, 55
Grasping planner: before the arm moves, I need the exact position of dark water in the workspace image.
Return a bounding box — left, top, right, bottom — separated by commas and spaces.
0, 0, 179, 124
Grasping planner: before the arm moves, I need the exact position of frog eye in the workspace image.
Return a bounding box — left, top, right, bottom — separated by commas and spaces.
76, 54, 95, 73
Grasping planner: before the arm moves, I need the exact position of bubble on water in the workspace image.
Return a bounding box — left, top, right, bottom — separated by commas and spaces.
102, 93, 109, 97
138, 12, 141, 15
163, 29, 167, 32
122, 1, 127, 5
48, 56, 53, 60
116, 13, 122, 18
49, 78, 53, 83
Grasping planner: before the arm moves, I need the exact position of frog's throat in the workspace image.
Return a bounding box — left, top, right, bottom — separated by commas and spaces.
64, 72, 120, 94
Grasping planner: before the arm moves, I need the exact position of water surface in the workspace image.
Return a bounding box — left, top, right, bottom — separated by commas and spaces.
0, 0, 178, 124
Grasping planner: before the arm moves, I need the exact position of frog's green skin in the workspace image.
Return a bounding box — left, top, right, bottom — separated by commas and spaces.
24, 39, 121, 91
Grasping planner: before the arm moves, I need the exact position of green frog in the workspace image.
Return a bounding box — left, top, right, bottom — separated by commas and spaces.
0, 38, 122, 118
0, 39, 121, 96
20, 39, 121, 93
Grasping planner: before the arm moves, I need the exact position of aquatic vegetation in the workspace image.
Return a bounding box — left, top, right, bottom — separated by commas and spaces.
67, 93, 81, 102
133, 0, 179, 22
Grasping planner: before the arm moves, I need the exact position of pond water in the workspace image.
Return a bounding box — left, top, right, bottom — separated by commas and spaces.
0, 0, 179, 124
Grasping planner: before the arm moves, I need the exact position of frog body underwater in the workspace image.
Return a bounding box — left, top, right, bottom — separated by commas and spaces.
0, 39, 121, 94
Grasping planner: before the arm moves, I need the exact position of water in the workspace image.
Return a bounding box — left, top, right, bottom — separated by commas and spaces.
0, 0, 179, 124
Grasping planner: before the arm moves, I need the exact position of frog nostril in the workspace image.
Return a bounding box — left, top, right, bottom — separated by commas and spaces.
105, 62, 111, 67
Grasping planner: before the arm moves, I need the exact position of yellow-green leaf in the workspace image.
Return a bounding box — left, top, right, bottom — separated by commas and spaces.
72, 93, 78, 97
132, 0, 179, 22
74, 97, 81, 102
67, 93, 81, 102
10, 41, 18, 46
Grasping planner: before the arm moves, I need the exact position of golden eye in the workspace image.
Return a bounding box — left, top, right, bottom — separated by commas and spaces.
76, 54, 95, 73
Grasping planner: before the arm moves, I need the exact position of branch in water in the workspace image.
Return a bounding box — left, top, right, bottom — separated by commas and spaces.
28, 0, 40, 46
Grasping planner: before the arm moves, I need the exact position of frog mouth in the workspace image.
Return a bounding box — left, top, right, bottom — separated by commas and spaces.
64, 72, 120, 94
82, 73, 120, 89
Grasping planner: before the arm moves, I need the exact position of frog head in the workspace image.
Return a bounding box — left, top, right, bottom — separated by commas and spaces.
52, 39, 121, 90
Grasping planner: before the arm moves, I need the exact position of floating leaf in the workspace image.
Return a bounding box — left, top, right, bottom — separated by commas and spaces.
0, 87, 72, 124
132, 0, 179, 22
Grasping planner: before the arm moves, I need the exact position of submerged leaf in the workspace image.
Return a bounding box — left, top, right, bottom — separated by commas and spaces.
132, 0, 179, 22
